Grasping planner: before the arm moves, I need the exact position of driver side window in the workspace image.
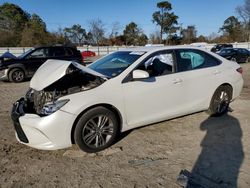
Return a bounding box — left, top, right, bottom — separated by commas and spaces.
28, 48, 49, 58
138, 51, 174, 77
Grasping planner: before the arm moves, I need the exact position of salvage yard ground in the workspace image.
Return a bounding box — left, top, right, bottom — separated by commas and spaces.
0, 64, 250, 187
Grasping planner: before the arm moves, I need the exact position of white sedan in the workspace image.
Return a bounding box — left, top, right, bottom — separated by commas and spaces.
11, 46, 243, 153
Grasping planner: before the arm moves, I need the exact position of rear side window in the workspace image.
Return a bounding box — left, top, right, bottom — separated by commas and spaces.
51, 47, 66, 57
176, 49, 221, 72
238, 49, 248, 54
64, 48, 74, 56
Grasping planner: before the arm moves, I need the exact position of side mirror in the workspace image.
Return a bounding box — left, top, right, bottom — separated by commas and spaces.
132, 70, 149, 80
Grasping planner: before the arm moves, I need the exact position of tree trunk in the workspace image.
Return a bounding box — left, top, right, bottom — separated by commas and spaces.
160, 26, 163, 43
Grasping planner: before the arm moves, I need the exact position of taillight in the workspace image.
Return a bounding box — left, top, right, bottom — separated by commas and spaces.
236, 67, 243, 74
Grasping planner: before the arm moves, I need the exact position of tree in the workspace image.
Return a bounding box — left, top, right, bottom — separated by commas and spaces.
236, 0, 250, 41
85, 31, 94, 45
88, 19, 105, 45
152, 1, 179, 42
123, 22, 140, 45
220, 16, 242, 42
0, 3, 30, 46
149, 31, 161, 44
181, 25, 197, 44
138, 34, 148, 46
123, 22, 148, 45
64, 24, 87, 45
109, 22, 122, 45
46, 27, 71, 46
20, 14, 49, 46
0, 2, 71, 46
109, 22, 121, 38
197, 35, 207, 42
0, 3, 29, 32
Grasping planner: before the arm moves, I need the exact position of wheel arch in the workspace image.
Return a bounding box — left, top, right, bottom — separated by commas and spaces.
219, 83, 233, 98
7, 64, 27, 79
70, 103, 123, 144
208, 83, 233, 107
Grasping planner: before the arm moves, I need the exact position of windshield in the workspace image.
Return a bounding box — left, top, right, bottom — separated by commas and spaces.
18, 49, 34, 59
89, 51, 145, 77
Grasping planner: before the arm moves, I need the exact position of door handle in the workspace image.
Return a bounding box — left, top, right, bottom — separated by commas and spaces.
173, 78, 182, 84
213, 70, 221, 75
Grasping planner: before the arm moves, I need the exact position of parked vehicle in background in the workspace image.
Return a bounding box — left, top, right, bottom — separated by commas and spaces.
11, 46, 243, 153
0, 51, 17, 61
218, 48, 250, 63
0, 46, 82, 82
81, 50, 96, 62
190, 42, 208, 48
211, 44, 233, 53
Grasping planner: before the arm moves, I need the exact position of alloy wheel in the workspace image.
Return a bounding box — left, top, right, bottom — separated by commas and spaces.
213, 90, 229, 114
82, 115, 114, 149
12, 70, 24, 82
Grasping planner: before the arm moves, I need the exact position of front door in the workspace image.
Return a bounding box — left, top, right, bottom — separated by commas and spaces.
122, 50, 187, 128
24, 48, 50, 75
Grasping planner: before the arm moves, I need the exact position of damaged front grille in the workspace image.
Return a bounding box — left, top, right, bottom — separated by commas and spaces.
25, 67, 105, 115
33, 90, 58, 114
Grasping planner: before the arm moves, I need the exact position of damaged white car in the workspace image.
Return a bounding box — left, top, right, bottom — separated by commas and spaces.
11, 46, 243, 153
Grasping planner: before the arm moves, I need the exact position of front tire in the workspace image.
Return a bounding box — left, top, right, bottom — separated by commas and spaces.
208, 86, 232, 116
9, 68, 25, 82
74, 107, 119, 153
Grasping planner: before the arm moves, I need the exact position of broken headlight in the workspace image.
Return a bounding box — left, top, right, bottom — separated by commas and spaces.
41, 99, 69, 115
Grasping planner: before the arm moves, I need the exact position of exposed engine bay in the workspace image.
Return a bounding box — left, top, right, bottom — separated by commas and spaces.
25, 64, 106, 115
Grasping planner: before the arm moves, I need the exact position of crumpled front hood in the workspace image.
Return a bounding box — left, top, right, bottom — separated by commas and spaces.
30, 59, 106, 91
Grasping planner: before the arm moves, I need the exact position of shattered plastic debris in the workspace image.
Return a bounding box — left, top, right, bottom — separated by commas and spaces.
176, 169, 190, 187
176, 169, 228, 188
128, 157, 166, 166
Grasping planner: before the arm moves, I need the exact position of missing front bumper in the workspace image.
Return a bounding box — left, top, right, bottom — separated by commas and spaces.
11, 98, 29, 143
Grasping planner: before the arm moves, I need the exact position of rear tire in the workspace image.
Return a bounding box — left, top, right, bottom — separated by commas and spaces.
9, 68, 25, 82
246, 57, 250, 63
74, 107, 119, 153
208, 85, 232, 116
231, 57, 237, 62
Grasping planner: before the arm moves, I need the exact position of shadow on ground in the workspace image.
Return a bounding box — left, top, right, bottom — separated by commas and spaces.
187, 114, 244, 188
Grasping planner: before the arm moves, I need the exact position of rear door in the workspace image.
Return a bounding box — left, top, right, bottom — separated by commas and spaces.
49, 47, 81, 62
174, 49, 223, 111
49, 47, 67, 60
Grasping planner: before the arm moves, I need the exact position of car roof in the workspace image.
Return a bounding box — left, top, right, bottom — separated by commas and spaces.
235, 48, 249, 50
34, 46, 76, 49
119, 45, 208, 53
221, 47, 234, 50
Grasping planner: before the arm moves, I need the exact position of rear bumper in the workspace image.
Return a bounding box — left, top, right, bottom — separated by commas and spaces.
232, 77, 244, 100
11, 98, 77, 150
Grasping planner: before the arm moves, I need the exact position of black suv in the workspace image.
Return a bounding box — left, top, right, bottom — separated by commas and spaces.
0, 46, 82, 82
211, 44, 233, 53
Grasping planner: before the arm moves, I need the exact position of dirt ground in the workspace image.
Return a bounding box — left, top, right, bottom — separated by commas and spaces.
0, 64, 250, 188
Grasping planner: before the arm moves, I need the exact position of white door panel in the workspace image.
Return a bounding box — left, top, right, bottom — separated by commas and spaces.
122, 74, 187, 128
174, 66, 223, 112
